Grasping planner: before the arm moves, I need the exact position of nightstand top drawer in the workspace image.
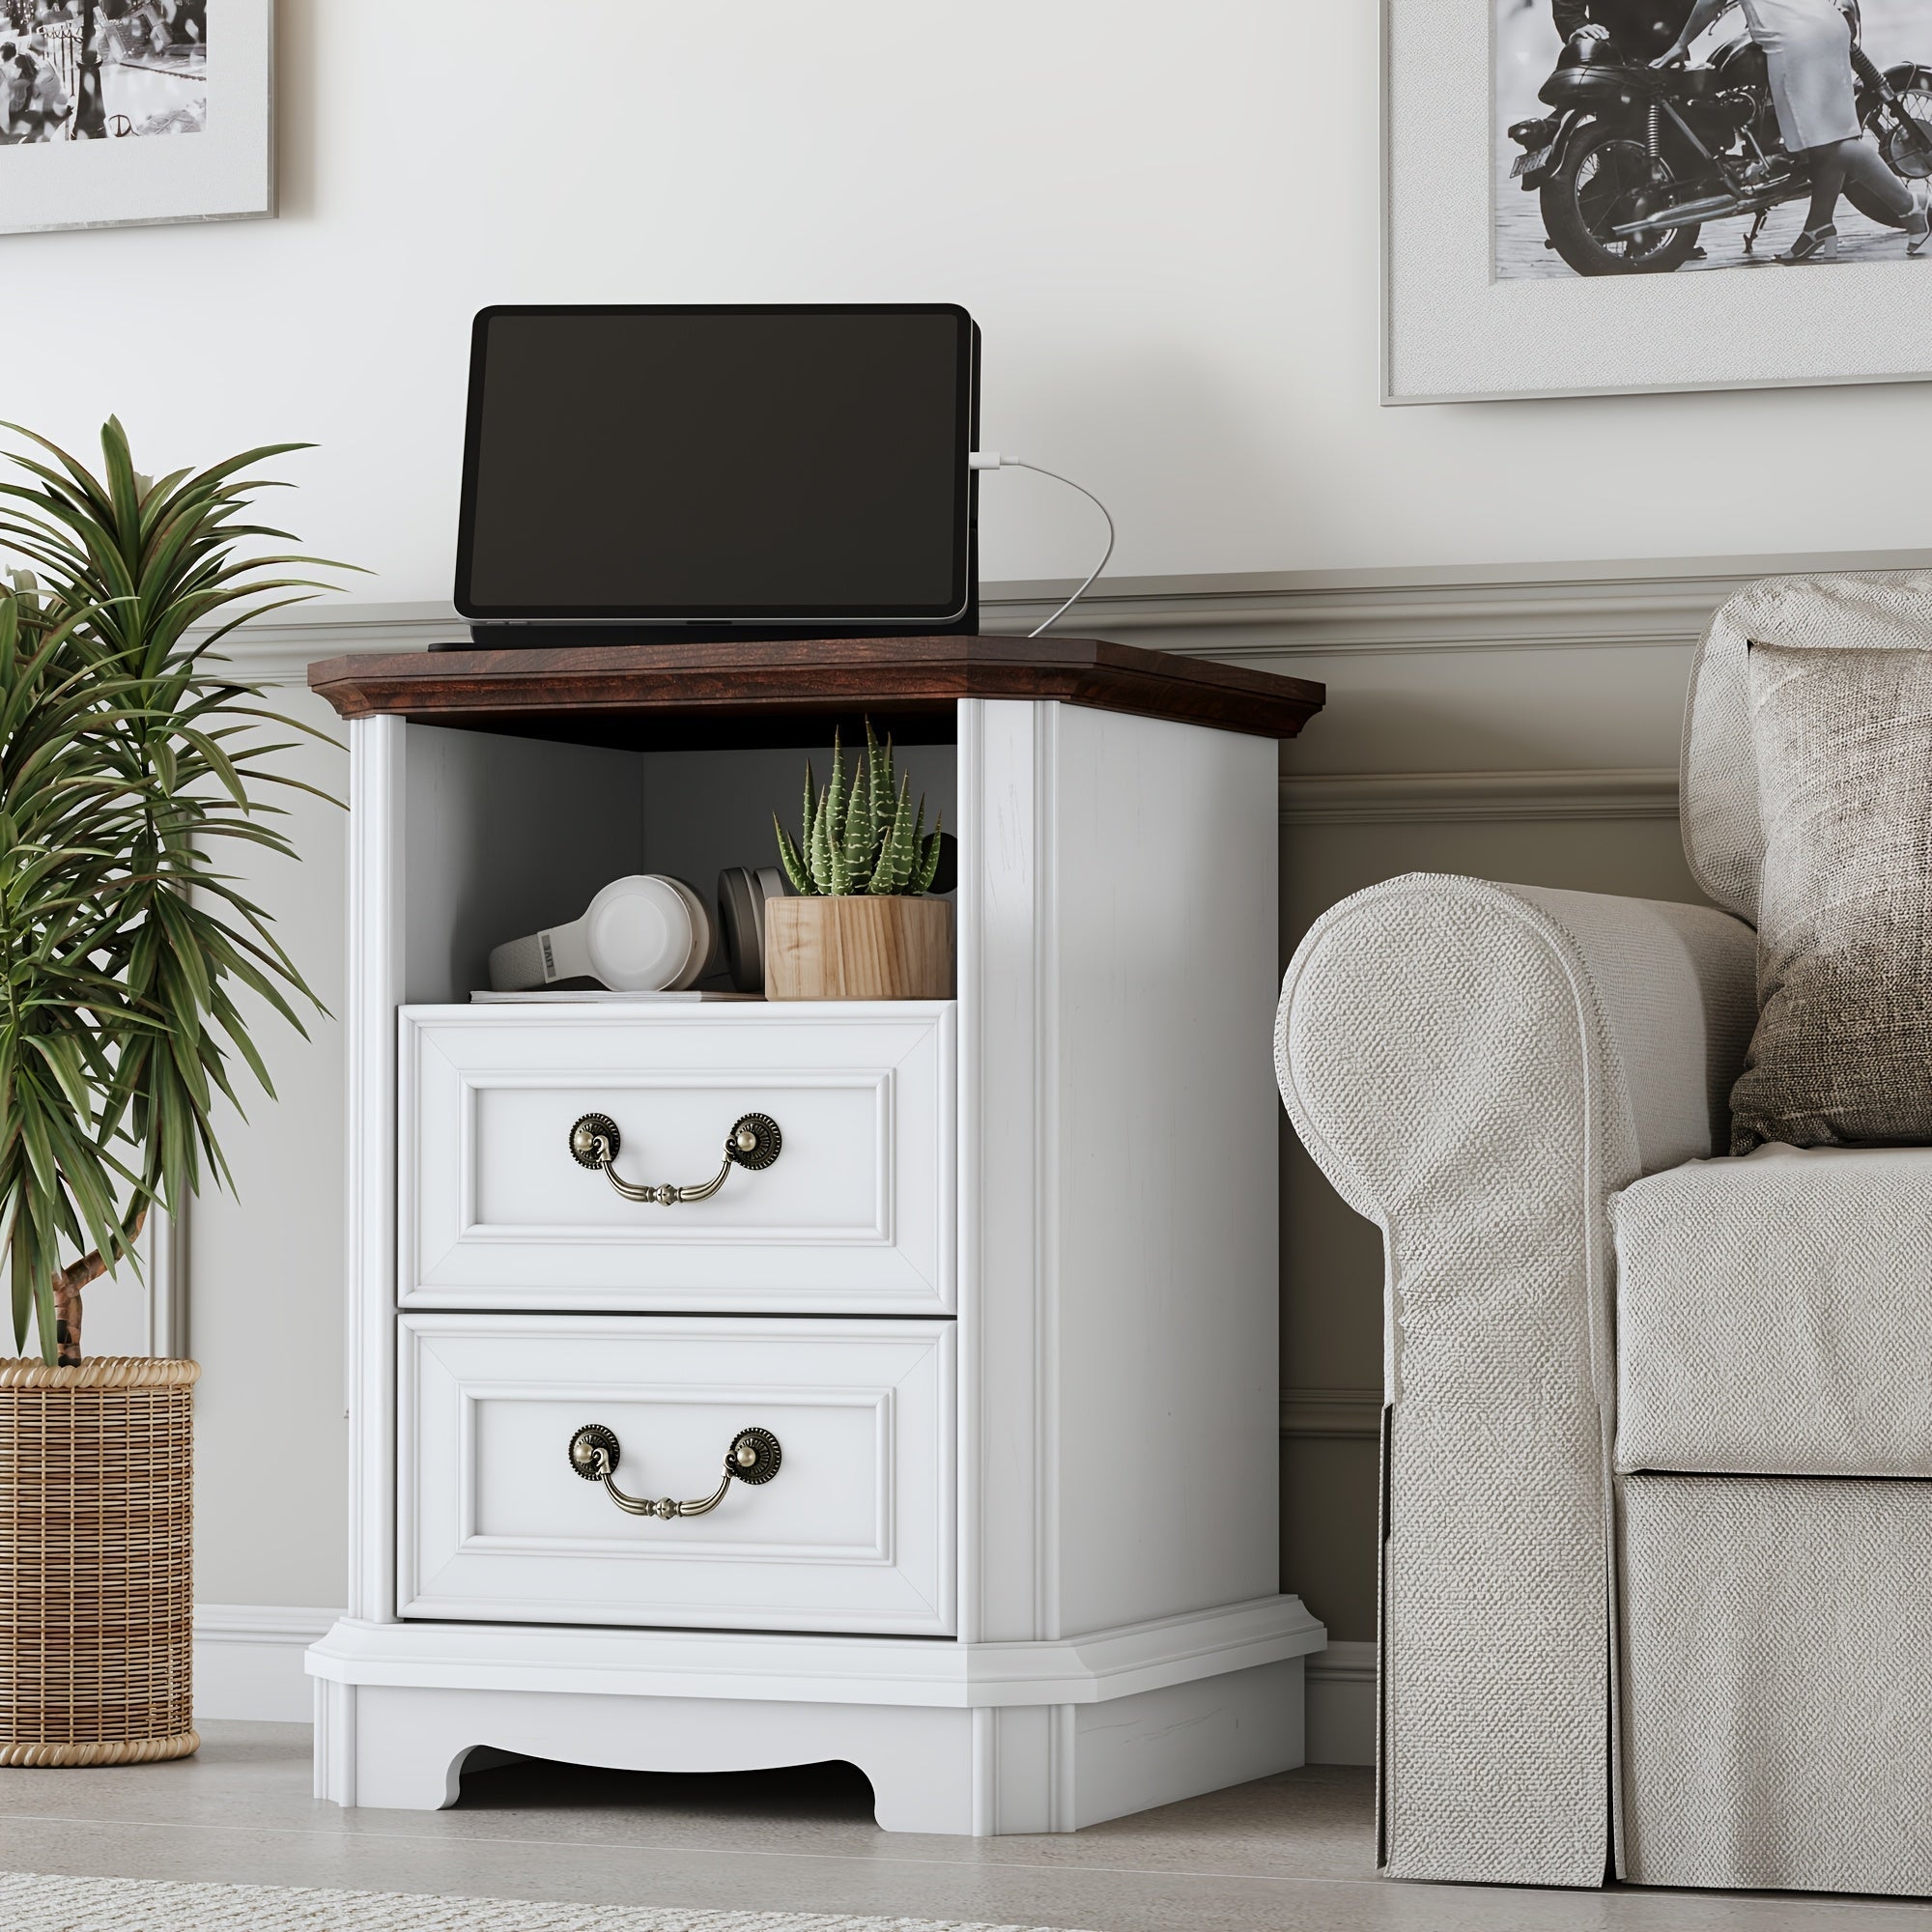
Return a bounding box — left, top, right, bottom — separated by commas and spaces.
401, 1004, 953, 1315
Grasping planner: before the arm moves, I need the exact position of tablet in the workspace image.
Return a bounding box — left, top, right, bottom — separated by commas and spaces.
455, 303, 978, 634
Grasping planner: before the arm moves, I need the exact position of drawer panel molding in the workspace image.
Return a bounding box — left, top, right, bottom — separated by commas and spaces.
402, 1005, 954, 1313
400, 1314, 955, 1635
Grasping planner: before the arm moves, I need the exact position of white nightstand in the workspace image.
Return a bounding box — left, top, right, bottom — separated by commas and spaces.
303, 637, 1326, 1833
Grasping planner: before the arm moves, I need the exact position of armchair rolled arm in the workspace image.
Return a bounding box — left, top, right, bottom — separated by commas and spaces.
1276, 874, 1754, 1887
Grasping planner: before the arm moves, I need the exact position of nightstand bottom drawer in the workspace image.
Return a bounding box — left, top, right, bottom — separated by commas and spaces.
399, 1315, 954, 1635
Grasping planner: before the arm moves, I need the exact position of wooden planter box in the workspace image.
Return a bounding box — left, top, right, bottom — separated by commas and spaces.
764, 896, 953, 1001
0, 1357, 199, 1767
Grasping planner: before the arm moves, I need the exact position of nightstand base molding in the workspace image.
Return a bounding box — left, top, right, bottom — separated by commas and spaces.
307, 1596, 1322, 1834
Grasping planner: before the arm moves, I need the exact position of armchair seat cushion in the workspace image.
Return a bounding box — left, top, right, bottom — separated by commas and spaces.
1614, 1143, 1932, 1478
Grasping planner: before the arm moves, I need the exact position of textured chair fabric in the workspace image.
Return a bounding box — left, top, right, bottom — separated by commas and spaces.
1620, 1472, 1932, 1896
1277, 876, 1755, 1887
1681, 569, 1932, 924
1615, 1145, 1932, 1479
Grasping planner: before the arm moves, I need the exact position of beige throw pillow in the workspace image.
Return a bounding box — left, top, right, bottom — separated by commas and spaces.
1730, 641, 1932, 1154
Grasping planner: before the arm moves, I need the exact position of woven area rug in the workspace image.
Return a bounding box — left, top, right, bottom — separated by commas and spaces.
0, 1871, 1088, 1932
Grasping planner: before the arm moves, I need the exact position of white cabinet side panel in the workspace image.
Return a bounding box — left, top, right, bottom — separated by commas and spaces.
1048, 707, 1281, 1633
348, 715, 407, 1623
956, 699, 1046, 1646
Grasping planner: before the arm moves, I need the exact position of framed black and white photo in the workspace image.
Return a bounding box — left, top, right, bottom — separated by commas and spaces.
1385, 0, 1932, 400
0, 0, 270, 238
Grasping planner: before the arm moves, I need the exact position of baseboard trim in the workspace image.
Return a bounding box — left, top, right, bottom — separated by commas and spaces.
1279, 1387, 1382, 1438
194, 1604, 338, 1724
1306, 1638, 1376, 1766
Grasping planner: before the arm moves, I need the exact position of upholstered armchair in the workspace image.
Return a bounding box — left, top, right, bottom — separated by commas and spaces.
1275, 573, 1932, 1899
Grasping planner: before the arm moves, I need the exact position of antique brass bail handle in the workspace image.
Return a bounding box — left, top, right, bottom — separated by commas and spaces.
567, 1110, 781, 1206
567, 1423, 783, 1520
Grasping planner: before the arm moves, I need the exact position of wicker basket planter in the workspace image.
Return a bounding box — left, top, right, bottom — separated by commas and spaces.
0, 1358, 199, 1767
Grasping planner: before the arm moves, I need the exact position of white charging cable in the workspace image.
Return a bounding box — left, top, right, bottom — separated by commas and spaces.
970, 452, 1116, 639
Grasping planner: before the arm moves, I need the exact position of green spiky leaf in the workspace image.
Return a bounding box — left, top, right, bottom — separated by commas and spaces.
866, 775, 910, 895
0, 418, 344, 1361
799, 761, 817, 869
773, 817, 813, 896
808, 775, 835, 893
840, 743, 874, 890
824, 729, 847, 853
867, 720, 895, 858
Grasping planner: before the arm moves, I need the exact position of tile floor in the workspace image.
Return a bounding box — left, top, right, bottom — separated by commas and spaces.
0, 1724, 1925, 1932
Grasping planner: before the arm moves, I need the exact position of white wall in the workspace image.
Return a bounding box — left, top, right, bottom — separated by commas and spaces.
7, 0, 1930, 611
189, 698, 348, 1609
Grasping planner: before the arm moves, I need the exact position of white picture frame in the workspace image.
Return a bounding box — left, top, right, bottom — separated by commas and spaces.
1384, 0, 1932, 403
0, 0, 271, 239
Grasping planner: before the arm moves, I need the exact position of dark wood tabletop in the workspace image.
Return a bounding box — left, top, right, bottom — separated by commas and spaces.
306, 634, 1323, 749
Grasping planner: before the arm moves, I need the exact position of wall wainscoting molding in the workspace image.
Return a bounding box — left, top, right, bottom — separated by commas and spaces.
213, 607, 460, 687
978, 549, 1920, 659
1278, 1387, 1381, 1440
193, 1605, 337, 1725
1278, 767, 1679, 826
206, 548, 1912, 686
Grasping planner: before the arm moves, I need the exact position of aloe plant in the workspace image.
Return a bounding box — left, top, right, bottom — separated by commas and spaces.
774, 721, 943, 896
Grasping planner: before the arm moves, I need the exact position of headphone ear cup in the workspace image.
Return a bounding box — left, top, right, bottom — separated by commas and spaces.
718, 868, 758, 993
660, 877, 714, 991
578, 874, 707, 991
718, 867, 784, 994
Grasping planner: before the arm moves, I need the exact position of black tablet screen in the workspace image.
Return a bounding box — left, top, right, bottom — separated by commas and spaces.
456, 305, 973, 621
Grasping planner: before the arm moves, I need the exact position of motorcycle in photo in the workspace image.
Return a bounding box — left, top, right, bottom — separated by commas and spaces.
1508, 1, 1932, 272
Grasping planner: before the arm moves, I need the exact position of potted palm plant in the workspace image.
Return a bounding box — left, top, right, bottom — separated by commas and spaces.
0, 419, 331, 1766
768, 723, 951, 1000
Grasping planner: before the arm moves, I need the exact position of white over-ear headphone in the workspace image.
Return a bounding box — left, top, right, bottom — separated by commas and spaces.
489, 875, 716, 993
